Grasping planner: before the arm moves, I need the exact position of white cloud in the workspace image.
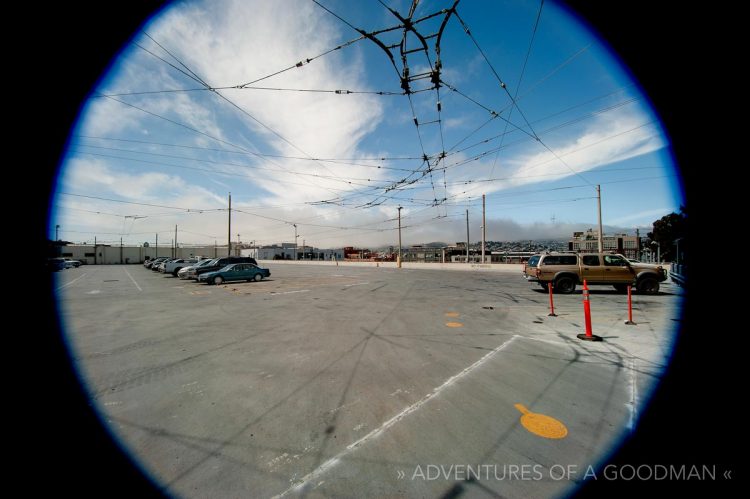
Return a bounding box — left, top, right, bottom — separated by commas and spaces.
445, 108, 665, 201
607, 207, 671, 226
56, 1, 676, 248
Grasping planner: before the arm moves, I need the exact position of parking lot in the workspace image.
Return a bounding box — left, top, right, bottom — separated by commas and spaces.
55, 263, 683, 498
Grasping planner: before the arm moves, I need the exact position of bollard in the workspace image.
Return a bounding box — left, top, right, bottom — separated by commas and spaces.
577, 280, 602, 341
547, 283, 557, 317
625, 285, 636, 325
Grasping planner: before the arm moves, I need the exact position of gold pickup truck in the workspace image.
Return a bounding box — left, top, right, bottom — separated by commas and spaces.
522, 252, 667, 294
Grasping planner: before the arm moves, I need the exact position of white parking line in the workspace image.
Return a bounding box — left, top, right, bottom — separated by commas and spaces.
270, 290, 310, 296
626, 357, 638, 431
274, 335, 520, 498
56, 273, 88, 291
343, 281, 370, 287
123, 268, 142, 291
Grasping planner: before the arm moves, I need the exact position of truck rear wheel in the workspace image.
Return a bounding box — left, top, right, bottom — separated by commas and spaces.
555, 276, 576, 294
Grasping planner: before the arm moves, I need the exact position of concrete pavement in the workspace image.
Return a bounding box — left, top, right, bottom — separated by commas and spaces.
55, 263, 683, 498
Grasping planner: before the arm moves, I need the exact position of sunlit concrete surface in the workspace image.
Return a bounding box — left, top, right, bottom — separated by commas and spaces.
56, 264, 682, 498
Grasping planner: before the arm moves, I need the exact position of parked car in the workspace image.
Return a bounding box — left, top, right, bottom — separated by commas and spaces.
523, 251, 667, 294
144, 257, 168, 269
47, 257, 66, 271
178, 259, 214, 280
161, 258, 200, 276
153, 258, 177, 272
64, 259, 82, 268
198, 263, 270, 285
193, 256, 258, 278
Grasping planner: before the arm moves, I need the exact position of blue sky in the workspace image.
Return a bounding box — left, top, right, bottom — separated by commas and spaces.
53, 0, 683, 248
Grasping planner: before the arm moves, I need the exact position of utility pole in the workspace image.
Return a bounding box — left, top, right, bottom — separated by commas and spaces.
397, 206, 403, 268
94, 236, 97, 265
175, 225, 178, 258
482, 194, 486, 264
635, 228, 640, 260
155, 233, 158, 258
596, 185, 604, 253
120, 237, 123, 264
466, 209, 470, 263
293, 223, 298, 260
56, 224, 60, 241
397, 207, 403, 267
228, 192, 232, 256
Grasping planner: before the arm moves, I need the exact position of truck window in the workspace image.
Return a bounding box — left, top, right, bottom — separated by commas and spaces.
582, 255, 600, 266
527, 255, 540, 268
603, 255, 627, 266
542, 255, 577, 265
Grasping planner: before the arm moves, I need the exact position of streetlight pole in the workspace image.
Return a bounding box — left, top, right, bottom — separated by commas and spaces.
397, 206, 402, 268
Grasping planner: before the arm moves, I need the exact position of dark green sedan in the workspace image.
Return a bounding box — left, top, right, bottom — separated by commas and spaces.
198, 263, 270, 285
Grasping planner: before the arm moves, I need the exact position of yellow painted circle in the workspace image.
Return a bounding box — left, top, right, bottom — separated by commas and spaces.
445, 312, 460, 318
445, 322, 464, 328
515, 403, 567, 439
520, 413, 568, 439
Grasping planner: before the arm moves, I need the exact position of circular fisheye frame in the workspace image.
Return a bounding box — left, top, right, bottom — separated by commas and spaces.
50, 1, 685, 497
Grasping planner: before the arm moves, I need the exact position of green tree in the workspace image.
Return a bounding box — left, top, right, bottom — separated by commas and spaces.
647, 207, 687, 262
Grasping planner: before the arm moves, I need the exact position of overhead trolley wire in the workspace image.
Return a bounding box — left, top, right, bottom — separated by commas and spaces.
490, 0, 545, 179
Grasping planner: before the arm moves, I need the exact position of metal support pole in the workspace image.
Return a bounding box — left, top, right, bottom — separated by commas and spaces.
596, 185, 604, 253
636, 228, 640, 260
482, 194, 486, 264
397, 206, 402, 268
466, 209, 470, 263
228, 192, 232, 256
